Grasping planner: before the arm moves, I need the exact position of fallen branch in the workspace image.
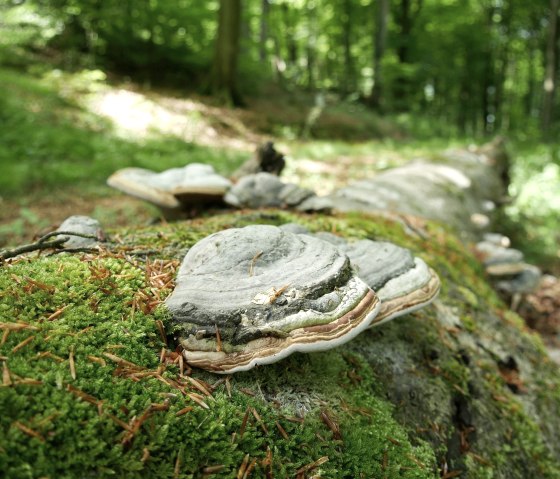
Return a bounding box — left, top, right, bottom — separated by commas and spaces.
0, 231, 99, 262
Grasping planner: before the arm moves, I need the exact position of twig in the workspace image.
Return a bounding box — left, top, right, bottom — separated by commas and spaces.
0, 231, 100, 262
48, 247, 98, 257
37, 231, 99, 244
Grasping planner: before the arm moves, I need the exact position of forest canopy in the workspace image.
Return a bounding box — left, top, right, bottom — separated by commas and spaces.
2, 0, 560, 137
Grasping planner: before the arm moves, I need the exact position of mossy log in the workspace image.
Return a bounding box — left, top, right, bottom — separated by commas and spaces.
1, 210, 560, 478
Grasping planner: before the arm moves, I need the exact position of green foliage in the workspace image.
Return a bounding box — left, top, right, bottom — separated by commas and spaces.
504, 141, 560, 268
0, 68, 246, 195
1, 0, 559, 135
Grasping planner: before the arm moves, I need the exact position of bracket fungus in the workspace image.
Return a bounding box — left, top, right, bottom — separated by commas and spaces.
279, 224, 441, 324
225, 172, 315, 209
475, 238, 541, 295
56, 215, 104, 249
165, 225, 381, 373
340, 240, 440, 325
107, 163, 232, 211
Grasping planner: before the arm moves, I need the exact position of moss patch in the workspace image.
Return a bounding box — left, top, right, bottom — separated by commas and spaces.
1, 210, 560, 478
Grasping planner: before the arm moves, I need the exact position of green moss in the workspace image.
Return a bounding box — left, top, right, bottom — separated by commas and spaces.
2, 210, 560, 478
0, 239, 437, 478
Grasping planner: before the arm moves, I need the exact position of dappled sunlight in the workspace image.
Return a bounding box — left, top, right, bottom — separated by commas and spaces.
85, 87, 254, 151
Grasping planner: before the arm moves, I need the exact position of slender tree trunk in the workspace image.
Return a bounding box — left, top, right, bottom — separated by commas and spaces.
341, 0, 354, 94
281, 4, 297, 66
397, 0, 412, 64
306, 0, 316, 91
268, 2, 285, 84
542, 0, 559, 133
482, 6, 496, 134
259, 0, 270, 62
370, 0, 389, 109
212, 0, 242, 105
525, 43, 536, 117
393, 0, 422, 111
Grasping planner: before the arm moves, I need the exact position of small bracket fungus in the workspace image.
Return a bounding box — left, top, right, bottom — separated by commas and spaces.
165, 225, 381, 373
475, 239, 542, 295
328, 238, 440, 324
281, 225, 441, 324
224, 172, 315, 209
56, 215, 104, 249
107, 163, 232, 211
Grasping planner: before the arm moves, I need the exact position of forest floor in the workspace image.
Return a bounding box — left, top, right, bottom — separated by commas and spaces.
1, 66, 559, 275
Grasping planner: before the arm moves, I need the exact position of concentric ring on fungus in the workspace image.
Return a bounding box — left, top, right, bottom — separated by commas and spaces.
165, 225, 381, 373
283, 225, 441, 326
340, 240, 441, 325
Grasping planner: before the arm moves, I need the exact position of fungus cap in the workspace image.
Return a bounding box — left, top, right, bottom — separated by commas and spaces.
338, 240, 440, 324
224, 173, 315, 209
107, 163, 232, 209
165, 225, 380, 373
289, 228, 441, 325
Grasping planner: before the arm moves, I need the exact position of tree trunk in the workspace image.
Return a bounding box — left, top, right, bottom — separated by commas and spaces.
493, 2, 512, 133
341, 0, 354, 94
306, 0, 317, 91
397, 0, 412, 64
259, 0, 270, 62
281, 4, 298, 67
212, 0, 242, 105
542, 0, 559, 133
392, 0, 422, 111
525, 45, 536, 118
370, 0, 389, 109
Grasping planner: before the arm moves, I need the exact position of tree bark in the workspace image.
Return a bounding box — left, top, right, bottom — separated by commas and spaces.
259, 0, 270, 62
341, 0, 354, 94
212, 0, 242, 105
542, 0, 559, 133
370, 0, 389, 109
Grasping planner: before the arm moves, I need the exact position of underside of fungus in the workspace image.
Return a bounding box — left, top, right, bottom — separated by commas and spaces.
165, 225, 381, 373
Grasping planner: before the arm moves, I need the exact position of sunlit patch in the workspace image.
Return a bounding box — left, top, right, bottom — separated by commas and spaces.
87, 89, 212, 140
85, 88, 250, 151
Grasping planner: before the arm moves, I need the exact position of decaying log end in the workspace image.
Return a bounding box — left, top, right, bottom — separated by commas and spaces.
231, 142, 286, 181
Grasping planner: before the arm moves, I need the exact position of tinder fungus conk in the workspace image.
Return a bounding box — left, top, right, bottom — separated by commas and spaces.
107, 163, 232, 210
56, 215, 104, 249
341, 240, 440, 325
165, 225, 381, 373
224, 173, 315, 209
311, 235, 440, 324
279, 224, 440, 324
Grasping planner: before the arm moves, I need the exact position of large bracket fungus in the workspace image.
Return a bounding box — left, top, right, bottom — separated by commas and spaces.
165, 225, 381, 373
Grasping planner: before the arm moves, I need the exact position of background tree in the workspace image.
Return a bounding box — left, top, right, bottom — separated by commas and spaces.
542, 0, 559, 133
370, 0, 389, 109
2, 0, 560, 136
212, 0, 243, 105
